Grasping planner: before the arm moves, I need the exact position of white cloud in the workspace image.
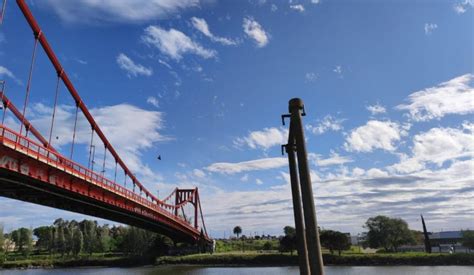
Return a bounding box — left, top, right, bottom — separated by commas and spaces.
116, 53, 153, 77
240, 174, 249, 182
206, 157, 287, 174
311, 0, 321, 4
271, 4, 278, 12
191, 17, 237, 46
243, 17, 269, 48
255, 178, 263, 185
201, 155, 474, 236
147, 96, 160, 108
0, 65, 22, 85
396, 74, 474, 121
306, 115, 344, 135
388, 154, 425, 174
366, 103, 386, 115
424, 23, 438, 35
27, 102, 168, 182
310, 152, 353, 167
290, 4, 305, 12
42, 0, 200, 24
76, 59, 88, 65
351, 167, 365, 177
193, 168, 206, 178
412, 127, 473, 166
389, 125, 474, 173
234, 127, 288, 150
305, 72, 318, 82
344, 120, 406, 152
142, 25, 217, 61
454, 0, 474, 14
366, 168, 389, 178
333, 65, 342, 75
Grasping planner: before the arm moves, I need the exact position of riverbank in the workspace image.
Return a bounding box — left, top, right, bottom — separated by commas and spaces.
2, 252, 473, 269
157, 252, 474, 266
0, 256, 154, 269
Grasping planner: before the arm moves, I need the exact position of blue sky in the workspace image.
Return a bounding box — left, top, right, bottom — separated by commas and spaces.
0, 0, 473, 238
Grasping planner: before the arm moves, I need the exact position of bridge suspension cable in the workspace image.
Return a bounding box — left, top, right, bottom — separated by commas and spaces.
1, 81, 7, 124
17, 0, 167, 205
48, 71, 63, 148
0, 0, 211, 241
0, 90, 57, 152
19, 30, 41, 136
0, 0, 6, 25
70, 103, 79, 159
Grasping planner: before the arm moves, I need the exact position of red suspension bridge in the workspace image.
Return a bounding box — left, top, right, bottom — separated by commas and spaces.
0, 0, 210, 244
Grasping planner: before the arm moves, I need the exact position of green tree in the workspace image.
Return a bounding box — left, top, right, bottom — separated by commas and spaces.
33, 226, 54, 253
411, 230, 425, 245
364, 215, 414, 252
109, 225, 127, 252
97, 225, 111, 253
56, 225, 66, 256
320, 230, 351, 255
279, 226, 297, 254
233, 226, 242, 239
65, 226, 75, 256
263, 241, 272, 250
72, 228, 83, 257
121, 226, 155, 255
151, 234, 173, 256
284, 226, 296, 237
279, 235, 296, 254
80, 220, 98, 255
11, 228, 33, 256
462, 230, 474, 250
0, 224, 4, 254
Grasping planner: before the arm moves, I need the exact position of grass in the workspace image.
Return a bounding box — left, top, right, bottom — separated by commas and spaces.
3, 243, 473, 269
0, 252, 152, 269
215, 239, 279, 253
157, 251, 298, 266
157, 251, 474, 266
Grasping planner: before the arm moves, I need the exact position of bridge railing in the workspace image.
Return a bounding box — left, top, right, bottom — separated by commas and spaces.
0, 0, 208, 241
0, 125, 199, 233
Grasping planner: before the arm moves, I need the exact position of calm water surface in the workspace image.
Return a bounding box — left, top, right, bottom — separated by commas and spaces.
1, 266, 473, 275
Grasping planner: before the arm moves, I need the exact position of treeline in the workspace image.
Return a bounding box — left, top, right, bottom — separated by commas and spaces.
0, 219, 173, 259
363, 215, 474, 252
279, 225, 351, 255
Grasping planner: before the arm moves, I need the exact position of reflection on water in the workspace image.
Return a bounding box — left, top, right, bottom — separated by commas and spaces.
1, 266, 473, 275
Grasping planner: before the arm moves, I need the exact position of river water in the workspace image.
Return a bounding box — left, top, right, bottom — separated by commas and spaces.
1, 266, 473, 274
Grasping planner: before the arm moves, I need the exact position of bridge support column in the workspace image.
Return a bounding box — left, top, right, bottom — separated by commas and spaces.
194, 188, 199, 229
175, 190, 179, 216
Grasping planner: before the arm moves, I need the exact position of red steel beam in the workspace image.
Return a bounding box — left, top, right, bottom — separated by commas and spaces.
16, 0, 158, 203
0, 91, 57, 152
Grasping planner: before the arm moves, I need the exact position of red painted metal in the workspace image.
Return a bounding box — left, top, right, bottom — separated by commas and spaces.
19, 34, 40, 136
0, 91, 57, 152
2, 0, 210, 243
0, 125, 209, 241
0, 0, 6, 24
15, 0, 159, 204
47, 75, 62, 147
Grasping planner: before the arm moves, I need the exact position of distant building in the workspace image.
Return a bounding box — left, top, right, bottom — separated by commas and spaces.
429, 231, 463, 246
429, 231, 471, 253
3, 238, 15, 252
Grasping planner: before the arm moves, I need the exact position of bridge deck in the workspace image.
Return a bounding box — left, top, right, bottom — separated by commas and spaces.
0, 126, 208, 243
